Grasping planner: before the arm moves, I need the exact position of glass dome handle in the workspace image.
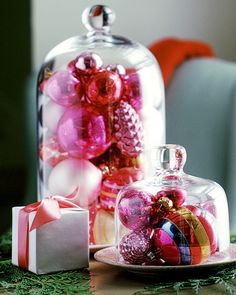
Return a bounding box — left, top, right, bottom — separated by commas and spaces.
82, 5, 115, 33
152, 144, 187, 171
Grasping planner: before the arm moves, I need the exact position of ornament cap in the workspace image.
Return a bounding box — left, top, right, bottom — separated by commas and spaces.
82, 5, 115, 33
152, 144, 187, 171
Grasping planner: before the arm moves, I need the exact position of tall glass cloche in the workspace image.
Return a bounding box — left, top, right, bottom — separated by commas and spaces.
37, 5, 165, 246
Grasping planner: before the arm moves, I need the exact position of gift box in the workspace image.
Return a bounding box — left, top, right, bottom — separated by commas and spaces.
12, 197, 89, 274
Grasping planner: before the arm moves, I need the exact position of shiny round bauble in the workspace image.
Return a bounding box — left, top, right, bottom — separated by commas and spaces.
153, 207, 215, 265
75, 52, 103, 74
119, 229, 152, 264
44, 71, 82, 106
156, 188, 186, 209
123, 69, 142, 112
43, 100, 65, 133
118, 189, 154, 230
57, 106, 111, 159
48, 158, 102, 207
91, 208, 115, 245
86, 71, 123, 105
39, 136, 69, 167
100, 167, 144, 212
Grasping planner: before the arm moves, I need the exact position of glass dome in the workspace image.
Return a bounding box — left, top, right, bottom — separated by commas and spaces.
115, 144, 230, 265
37, 5, 165, 246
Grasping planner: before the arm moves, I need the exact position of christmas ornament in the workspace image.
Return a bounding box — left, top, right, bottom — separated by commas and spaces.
57, 106, 111, 159
119, 230, 152, 264
100, 167, 144, 211
91, 143, 143, 177
86, 71, 123, 105
123, 69, 142, 111
186, 205, 218, 254
156, 188, 186, 209
48, 158, 102, 207
118, 189, 154, 230
44, 71, 82, 106
114, 101, 143, 157
74, 52, 103, 74
91, 208, 115, 245
106, 64, 126, 76
39, 136, 69, 167
153, 207, 215, 265
43, 100, 65, 133
151, 196, 173, 222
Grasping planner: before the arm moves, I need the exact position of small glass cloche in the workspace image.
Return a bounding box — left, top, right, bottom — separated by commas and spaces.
37, 5, 165, 246
115, 144, 230, 265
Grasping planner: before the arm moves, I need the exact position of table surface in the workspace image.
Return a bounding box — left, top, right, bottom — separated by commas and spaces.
89, 259, 236, 295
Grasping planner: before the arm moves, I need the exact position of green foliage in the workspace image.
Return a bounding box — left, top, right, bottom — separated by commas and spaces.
0, 232, 93, 295
133, 234, 236, 295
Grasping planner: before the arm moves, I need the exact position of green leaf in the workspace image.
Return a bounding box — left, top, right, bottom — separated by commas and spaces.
0, 232, 93, 295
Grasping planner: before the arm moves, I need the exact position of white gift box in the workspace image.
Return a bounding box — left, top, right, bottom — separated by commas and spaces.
12, 206, 89, 274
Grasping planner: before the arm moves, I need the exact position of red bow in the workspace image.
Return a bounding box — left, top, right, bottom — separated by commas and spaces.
18, 196, 80, 269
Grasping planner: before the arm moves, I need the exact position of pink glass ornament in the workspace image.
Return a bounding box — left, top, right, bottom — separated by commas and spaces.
118, 189, 154, 230
152, 228, 181, 265
57, 106, 111, 159
123, 69, 142, 112
119, 229, 152, 264
44, 71, 82, 106
43, 100, 65, 133
100, 167, 144, 212
114, 101, 143, 157
48, 158, 102, 207
39, 136, 69, 167
156, 188, 186, 209
86, 71, 123, 105
74, 52, 103, 74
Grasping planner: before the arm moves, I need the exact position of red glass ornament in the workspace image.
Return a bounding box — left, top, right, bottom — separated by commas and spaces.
156, 188, 186, 209
86, 71, 123, 105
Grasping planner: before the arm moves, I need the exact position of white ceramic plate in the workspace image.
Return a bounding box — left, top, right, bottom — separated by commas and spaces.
94, 244, 236, 276
90, 244, 113, 253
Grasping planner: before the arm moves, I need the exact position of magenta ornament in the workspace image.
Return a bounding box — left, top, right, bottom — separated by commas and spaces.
118, 189, 154, 230
119, 230, 152, 264
75, 52, 103, 74
57, 106, 111, 159
86, 71, 123, 105
114, 101, 143, 157
44, 71, 82, 106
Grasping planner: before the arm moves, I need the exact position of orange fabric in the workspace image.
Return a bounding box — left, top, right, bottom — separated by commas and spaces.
148, 38, 214, 88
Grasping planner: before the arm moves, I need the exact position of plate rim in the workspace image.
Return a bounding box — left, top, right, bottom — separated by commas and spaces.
94, 243, 236, 271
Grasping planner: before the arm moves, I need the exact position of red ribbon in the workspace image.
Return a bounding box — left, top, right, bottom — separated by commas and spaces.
17, 196, 80, 269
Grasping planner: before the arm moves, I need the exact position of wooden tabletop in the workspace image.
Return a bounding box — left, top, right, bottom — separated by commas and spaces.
89, 259, 236, 295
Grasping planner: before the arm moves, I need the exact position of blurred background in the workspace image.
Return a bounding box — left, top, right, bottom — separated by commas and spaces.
1, 0, 236, 234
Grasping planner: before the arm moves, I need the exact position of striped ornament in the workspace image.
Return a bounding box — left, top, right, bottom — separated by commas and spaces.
153, 206, 217, 265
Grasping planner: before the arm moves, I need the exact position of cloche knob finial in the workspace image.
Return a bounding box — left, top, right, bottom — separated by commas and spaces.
82, 5, 115, 32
